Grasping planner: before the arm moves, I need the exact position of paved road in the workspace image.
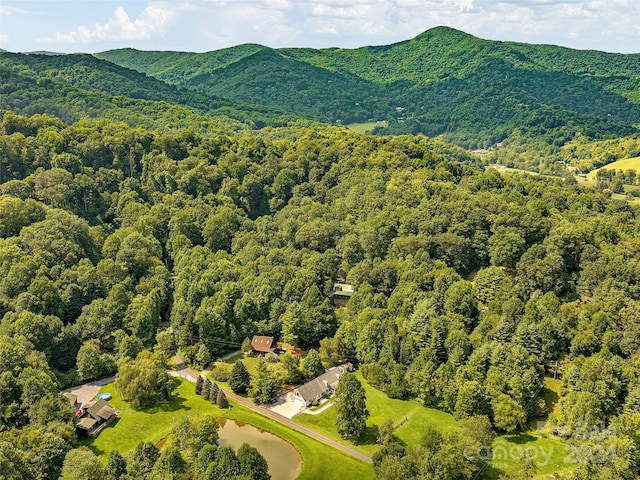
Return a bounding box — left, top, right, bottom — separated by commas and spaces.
173, 353, 373, 465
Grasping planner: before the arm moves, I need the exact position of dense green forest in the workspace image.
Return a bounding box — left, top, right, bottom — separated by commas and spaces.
1, 106, 640, 478
0, 51, 300, 133
96, 26, 640, 150
1, 23, 640, 480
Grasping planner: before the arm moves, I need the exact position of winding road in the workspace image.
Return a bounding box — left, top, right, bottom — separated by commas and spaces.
170, 353, 374, 465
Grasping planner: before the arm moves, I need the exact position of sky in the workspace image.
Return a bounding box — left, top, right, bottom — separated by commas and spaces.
0, 0, 638, 54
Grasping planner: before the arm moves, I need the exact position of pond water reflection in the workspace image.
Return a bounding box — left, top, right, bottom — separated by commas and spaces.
218, 418, 302, 480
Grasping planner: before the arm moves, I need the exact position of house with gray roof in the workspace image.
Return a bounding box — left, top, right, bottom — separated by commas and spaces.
293, 363, 352, 406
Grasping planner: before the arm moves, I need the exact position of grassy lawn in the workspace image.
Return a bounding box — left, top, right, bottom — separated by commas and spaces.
486, 434, 570, 479
542, 377, 562, 417
345, 121, 387, 134
80, 378, 373, 480
294, 372, 575, 479
295, 371, 456, 457
586, 156, 640, 181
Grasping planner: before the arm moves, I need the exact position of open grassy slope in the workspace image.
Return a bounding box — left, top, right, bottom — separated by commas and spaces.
586, 156, 640, 181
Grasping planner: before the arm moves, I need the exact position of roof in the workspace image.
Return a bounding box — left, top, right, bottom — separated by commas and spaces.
295, 368, 343, 403
332, 283, 354, 297
76, 417, 99, 431
86, 399, 116, 421
251, 336, 277, 353
63, 392, 78, 406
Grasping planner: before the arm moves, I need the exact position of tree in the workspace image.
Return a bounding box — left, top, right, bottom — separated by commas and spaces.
443, 280, 479, 329
76, 344, 105, 382
238, 443, 270, 480
216, 388, 229, 409
195, 374, 204, 395
214, 445, 241, 478
117, 334, 143, 360
170, 416, 219, 458
301, 349, 324, 380
154, 330, 174, 359
376, 418, 396, 446
201, 376, 212, 399
493, 394, 526, 433
152, 445, 187, 478
242, 337, 253, 355
115, 352, 173, 408
229, 361, 251, 394
334, 372, 369, 440
60, 448, 106, 480
249, 358, 279, 404
274, 351, 302, 384
106, 450, 127, 479
208, 382, 220, 403
0, 441, 34, 480
489, 226, 526, 269
132, 441, 159, 474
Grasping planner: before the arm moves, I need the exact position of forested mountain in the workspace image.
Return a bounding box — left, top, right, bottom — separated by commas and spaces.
0, 51, 299, 133
97, 26, 640, 149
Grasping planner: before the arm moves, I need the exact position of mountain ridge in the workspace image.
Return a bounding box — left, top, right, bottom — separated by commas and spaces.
94, 26, 640, 148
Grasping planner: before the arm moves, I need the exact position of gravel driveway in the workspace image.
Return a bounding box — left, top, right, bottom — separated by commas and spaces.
63, 376, 115, 407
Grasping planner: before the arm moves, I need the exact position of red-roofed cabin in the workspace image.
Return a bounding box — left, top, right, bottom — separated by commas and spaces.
251, 336, 279, 355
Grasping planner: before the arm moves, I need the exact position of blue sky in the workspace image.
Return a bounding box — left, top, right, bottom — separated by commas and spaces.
1, 1, 638, 54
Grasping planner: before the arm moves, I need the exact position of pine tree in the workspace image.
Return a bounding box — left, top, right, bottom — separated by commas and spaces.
202, 377, 212, 399
216, 389, 229, 409
209, 382, 220, 402
229, 361, 251, 393
195, 374, 204, 395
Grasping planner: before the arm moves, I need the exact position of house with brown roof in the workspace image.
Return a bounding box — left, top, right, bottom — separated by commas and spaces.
251, 335, 279, 355
75, 398, 117, 438
293, 363, 352, 406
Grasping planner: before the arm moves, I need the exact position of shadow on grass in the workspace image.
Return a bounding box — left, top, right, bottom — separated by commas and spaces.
500, 433, 538, 444
135, 393, 190, 414
82, 442, 105, 457
541, 386, 559, 414
352, 425, 379, 447
483, 464, 507, 480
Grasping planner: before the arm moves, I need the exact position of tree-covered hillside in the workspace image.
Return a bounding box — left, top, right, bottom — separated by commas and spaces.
96, 26, 640, 149
2, 109, 640, 478
0, 51, 299, 133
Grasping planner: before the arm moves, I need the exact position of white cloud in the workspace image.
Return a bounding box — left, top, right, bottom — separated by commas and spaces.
0, 6, 28, 15
40, 4, 175, 44
445, 0, 475, 12
10, 0, 637, 53
0, 33, 9, 44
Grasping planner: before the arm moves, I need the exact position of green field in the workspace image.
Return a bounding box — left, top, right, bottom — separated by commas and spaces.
345, 121, 387, 134
586, 156, 640, 181
81, 378, 374, 480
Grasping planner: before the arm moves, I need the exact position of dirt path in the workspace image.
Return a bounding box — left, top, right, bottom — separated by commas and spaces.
173, 353, 373, 465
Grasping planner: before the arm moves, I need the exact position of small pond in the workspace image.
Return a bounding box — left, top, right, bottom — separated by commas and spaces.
218, 418, 302, 480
